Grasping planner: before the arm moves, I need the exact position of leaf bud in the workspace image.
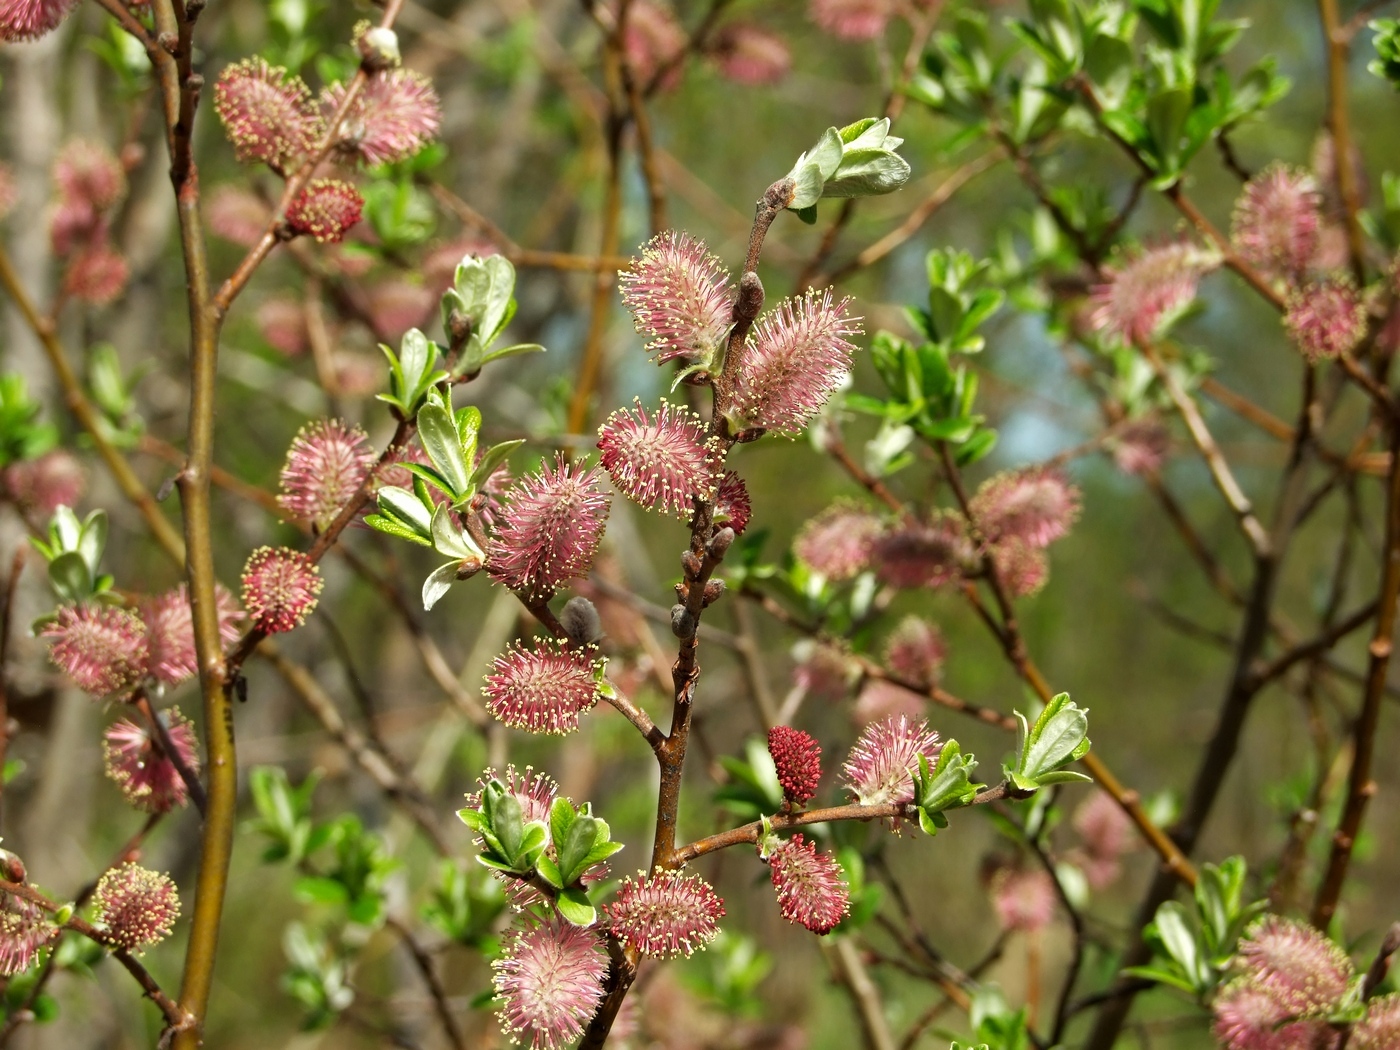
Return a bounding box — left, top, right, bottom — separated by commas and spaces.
560, 596, 604, 646
707, 526, 735, 559
670, 603, 694, 638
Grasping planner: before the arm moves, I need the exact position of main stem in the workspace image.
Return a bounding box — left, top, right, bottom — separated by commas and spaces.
578, 179, 791, 1050
141, 1, 232, 1043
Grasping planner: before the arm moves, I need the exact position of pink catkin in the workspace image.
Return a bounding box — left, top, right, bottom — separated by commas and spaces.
791, 641, 854, 703
605, 870, 725, 958
841, 714, 941, 806
63, 242, 129, 305
1, 449, 84, 516
285, 179, 363, 244
207, 185, 273, 247
872, 513, 970, 590
989, 867, 1058, 934
711, 24, 792, 85
93, 864, 180, 952
213, 58, 321, 171
487, 456, 611, 604
969, 468, 1080, 549
482, 640, 601, 735
724, 290, 862, 435
141, 583, 242, 686
1231, 164, 1322, 281
767, 725, 823, 804
365, 279, 435, 340
325, 69, 441, 167
883, 616, 946, 688
492, 919, 609, 1050
1284, 278, 1367, 362
766, 834, 850, 934
792, 502, 884, 581
851, 679, 924, 727
278, 419, 375, 530
0, 894, 56, 975
1089, 240, 1210, 345
808, 0, 893, 40
240, 547, 323, 634
618, 230, 734, 365
713, 470, 752, 534
597, 399, 722, 518
42, 604, 149, 697
103, 708, 201, 813
256, 298, 310, 356
622, 1, 686, 91
0, 0, 79, 41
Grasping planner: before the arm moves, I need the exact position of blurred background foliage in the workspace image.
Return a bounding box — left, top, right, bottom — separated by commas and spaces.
1, 0, 1398, 1047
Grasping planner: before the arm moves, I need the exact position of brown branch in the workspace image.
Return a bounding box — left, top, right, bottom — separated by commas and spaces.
1318, 0, 1369, 282
1250, 601, 1379, 690
675, 801, 911, 864
426, 182, 631, 272
1140, 343, 1272, 556
0, 547, 23, 827
1312, 427, 1400, 925
132, 691, 207, 816
825, 435, 907, 514
938, 446, 1198, 886
385, 917, 467, 1050
826, 937, 896, 1050
261, 642, 453, 857
0, 878, 192, 1037
0, 245, 185, 563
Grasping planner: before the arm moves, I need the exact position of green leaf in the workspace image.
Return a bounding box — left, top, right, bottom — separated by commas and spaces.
457, 808, 488, 833
294, 876, 351, 906
376, 485, 433, 536
1154, 901, 1204, 985
824, 149, 912, 199
555, 886, 596, 927
421, 561, 461, 611
47, 552, 93, 604
470, 439, 524, 490
788, 160, 825, 211
809, 126, 845, 179
364, 514, 433, 547
417, 404, 472, 498
556, 815, 603, 885
535, 855, 564, 889
430, 504, 482, 562
481, 342, 545, 365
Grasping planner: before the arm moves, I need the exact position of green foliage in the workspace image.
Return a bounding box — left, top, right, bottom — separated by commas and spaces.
420, 861, 506, 949
714, 736, 784, 819
458, 779, 624, 927
786, 117, 912, 221
849, 248, 1002, 468
0, 374, 57, 469
439, 254, 543, 378
679, 931, 774, 1017
249, 767, 402, 1027
30, 507, 114, 606
833, 847, 884, 932
85, 345, 144, 448
377, 327, 449, 418
281, 923, 353, 1029
1006, 693, 1093, 791
912, 740, 983, 835
1125, 855, 1265, 997
1371, 19, 1400, 89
